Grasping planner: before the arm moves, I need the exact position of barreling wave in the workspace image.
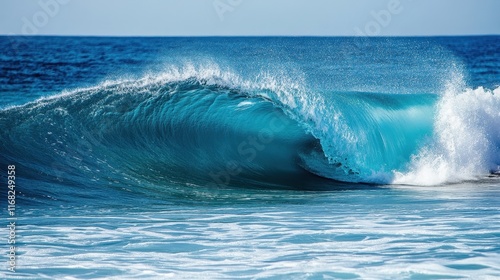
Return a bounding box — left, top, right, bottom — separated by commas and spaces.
0, 64, 499, 190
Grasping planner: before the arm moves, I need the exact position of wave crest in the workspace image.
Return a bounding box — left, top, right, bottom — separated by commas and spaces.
1, 65, 499, 188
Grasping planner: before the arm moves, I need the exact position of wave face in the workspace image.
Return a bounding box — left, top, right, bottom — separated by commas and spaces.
1, 65, 498, 188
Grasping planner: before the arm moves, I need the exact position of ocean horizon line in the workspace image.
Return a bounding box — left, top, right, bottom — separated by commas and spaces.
2, 34, 499, 38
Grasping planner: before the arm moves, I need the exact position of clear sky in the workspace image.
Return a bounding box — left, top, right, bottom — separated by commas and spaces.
1, 0, 499, 36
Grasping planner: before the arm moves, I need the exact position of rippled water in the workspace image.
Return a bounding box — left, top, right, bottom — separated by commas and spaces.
6, 181, 499, 279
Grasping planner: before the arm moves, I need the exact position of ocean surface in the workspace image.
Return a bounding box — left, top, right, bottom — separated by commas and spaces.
1, 36, 499, 279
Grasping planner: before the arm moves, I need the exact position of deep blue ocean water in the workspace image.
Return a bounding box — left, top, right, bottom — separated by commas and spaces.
1, 36, 499, 279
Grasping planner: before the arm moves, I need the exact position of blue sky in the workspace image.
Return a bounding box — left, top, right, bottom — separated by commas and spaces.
1, 0, 499, 36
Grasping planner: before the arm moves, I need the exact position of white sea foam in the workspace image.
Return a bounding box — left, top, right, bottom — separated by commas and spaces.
11, 190, 500, 280
394, 85, 500, 185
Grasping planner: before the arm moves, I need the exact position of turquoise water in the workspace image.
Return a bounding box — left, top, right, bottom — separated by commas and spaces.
11, 183, 500, 279
1, 36, 499, 279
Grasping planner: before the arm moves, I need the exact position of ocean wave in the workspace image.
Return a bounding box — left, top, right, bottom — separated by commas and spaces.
1, 65, 499, 189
